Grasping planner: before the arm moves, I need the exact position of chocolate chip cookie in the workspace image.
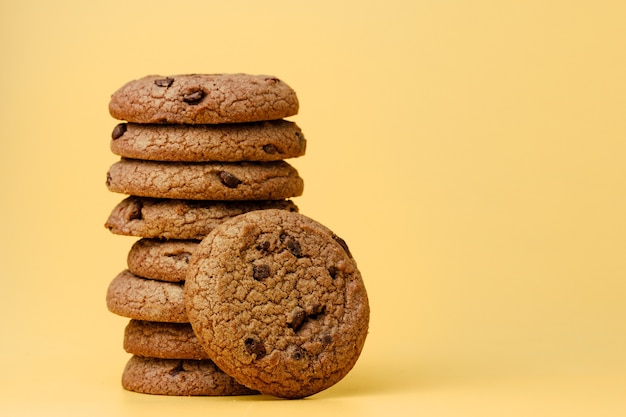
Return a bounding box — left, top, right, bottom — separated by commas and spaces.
123, 320, 208, 360
105, 196, 298, 240
109, 74, 298, 124
111, 120, 306, 162
106, 270, 187, 323
127, 239, 198, 282
184, 210, 370, 399
106, 159, 304, 201
122, 355, 257, 396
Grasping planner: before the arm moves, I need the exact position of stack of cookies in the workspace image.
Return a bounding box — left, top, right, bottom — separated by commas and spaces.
104, 74, 306, 396
104, 73, 370, 399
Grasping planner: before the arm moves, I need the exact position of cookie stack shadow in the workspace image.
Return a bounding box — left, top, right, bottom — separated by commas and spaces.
103, 74, 305, 396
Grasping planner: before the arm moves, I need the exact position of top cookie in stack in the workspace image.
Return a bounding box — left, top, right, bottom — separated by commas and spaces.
106, 74, 305, 202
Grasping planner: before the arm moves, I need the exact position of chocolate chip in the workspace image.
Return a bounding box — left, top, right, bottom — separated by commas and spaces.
288, 309, 307, 332
105, 172, 112, 187
256, 241, 271, 253
125, 198, 143, 221
166, 252, 192, 264
264, 77, 280, 84
168, 361, 185, 376
253, 264, 271, 281
183, 89, 205, 104
244, 337, 266, 359
333, 234, 353, 258
286, 238, 302, 258
288, 305, 325, 332
217, 171, 242, 188
154, 77, 174, 87
328, 266, 339, 279
291, 346, 306, 361
320, 333, 332, 345
111, 123, 127, 140
279, 232, 303, 257
262, 144, 279, 154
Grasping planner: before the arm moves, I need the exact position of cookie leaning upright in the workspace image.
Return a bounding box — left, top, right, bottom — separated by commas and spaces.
184, 209, 370, 399
109, 74, 299, 124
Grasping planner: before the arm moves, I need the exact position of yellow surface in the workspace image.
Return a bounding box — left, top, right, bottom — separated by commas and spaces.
1, 1, 625, 415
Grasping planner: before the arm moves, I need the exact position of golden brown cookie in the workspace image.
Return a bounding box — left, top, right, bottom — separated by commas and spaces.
110, 120, 306, 162
123, 320, 208, 360
127, 239, 198, 283
109, 74, 298, 124
184, 210, 370, 399
106, 270, 187, 323
106, 159, 304, 201
105, 196, 298, 240
121, 355, 257, 396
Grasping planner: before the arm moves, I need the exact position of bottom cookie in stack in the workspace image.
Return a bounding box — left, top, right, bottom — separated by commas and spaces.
122, 357, 255, 396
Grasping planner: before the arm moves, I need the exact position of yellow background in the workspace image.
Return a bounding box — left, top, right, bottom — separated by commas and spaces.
1, 0, 625, 415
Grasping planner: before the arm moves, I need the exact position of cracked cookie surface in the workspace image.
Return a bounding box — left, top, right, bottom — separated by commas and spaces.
109, 74, 298, 124
127, 239, 198, 282
124, 320, 208, 360
111, 120, 306, 162
106, 270, 187, 323
106, 159, 304, 200
122, 355, 257, 396
184, 210, 369, 398
105, 197, 298, 240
